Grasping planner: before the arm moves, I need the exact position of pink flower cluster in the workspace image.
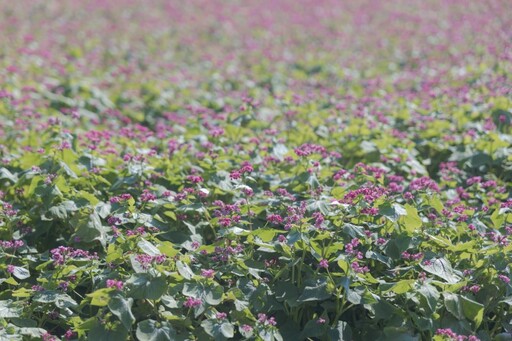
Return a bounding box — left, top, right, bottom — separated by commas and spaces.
257, 313, 277, 326
183, 297, 202, 308
436, 328, 480, 341
106, 279, 124, 290
50, 246, 98, 265
0, 240, 24, 249
134, 254, 166, 270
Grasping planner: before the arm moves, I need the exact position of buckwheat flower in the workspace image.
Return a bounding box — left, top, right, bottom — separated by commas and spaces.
316, 318, 326, 324
257, 313, 268, 323
240, 163, 253, 174
351, 262, 369, 273
277, 234, 286, 243
466, 176, 481, 185
140, 190, 156, 202
319, 259, 329, 269
412, 252, 423, 261
32, 285, 44, 292
106, 279, 124, 290
241, 325, 253, 332
59, 141, 71, 150
153, 255, 166, 264
498, 274, 510, 284
230, 170, 241, 180
210, 127, 224, 137
216, 312, 227, 320
42, 332, 57, 341
219, 217, 232, 227
267, 214, 283, 225
376, 237, 387, 245
469, 285, 481, 293
463, 269, 473, 277
436, 328, 457, 338
201, 269, 215, 278
135, 254, 153, 269
183, 297, 202, 308
6, 264, 14, 274
58, 281, 69, 291
63, 329, 76, 340
186, 175, 204, 184
267, 317, 277, 326
243, 187, 253, 196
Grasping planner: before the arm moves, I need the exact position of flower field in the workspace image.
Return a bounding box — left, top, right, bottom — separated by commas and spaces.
0, 1, 511, 340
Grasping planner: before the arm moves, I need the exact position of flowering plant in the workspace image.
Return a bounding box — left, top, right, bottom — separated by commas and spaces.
0, 1, 510, 340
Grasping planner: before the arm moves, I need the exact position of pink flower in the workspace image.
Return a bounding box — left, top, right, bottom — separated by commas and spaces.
6, 265, 15, 274
63, 329, 76, 340
106, 279, 124, 290
267, 214, 283, 225
201, 269, 215, 278
216, 312, 227, 319
319, 259, 329, 269
241, 324, 253, 332
186, 175, 204, 184
183, 297, 202, 308
498, 274, 510, 284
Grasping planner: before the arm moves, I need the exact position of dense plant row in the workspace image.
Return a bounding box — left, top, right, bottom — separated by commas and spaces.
0, 0, 511, 340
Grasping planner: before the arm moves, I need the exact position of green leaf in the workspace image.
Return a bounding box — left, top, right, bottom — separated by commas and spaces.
491, 209, 505, 229
176, 260, 194, 280
55, 294, 78, 308
73, 211, 109, 247
87, 288, 112, 307
416, 283, 439, 312
48, 200, 78, 220
365, 250, 392, 267
33, 291, 59, 303
258, 327, 284, 341
460, 296, 484, 328
17, 327, 47, 338
136, 320, 176, 341
95, 201, 111, 218
387, 280, 415, 294
126, 274, 167, 300
274, 282, 299, 304
89, 321, 129, 341
401, 204, 422, 233
0, 300, 22, 318
444, 292, 464, 320
108, 294, 136, 330
383, 326, 420, 341
0, 168, 17, 183
420, 258, 460, 284
138, 238, 162, 256
429, 195, 444, 214
251, 228, 279, 242
328, 321, 352, 341
201, 319, 234, 340
12, 266, 30, 280
183, 282, 223, 306
297, 278, 331, 302
379, 203, 407, 222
